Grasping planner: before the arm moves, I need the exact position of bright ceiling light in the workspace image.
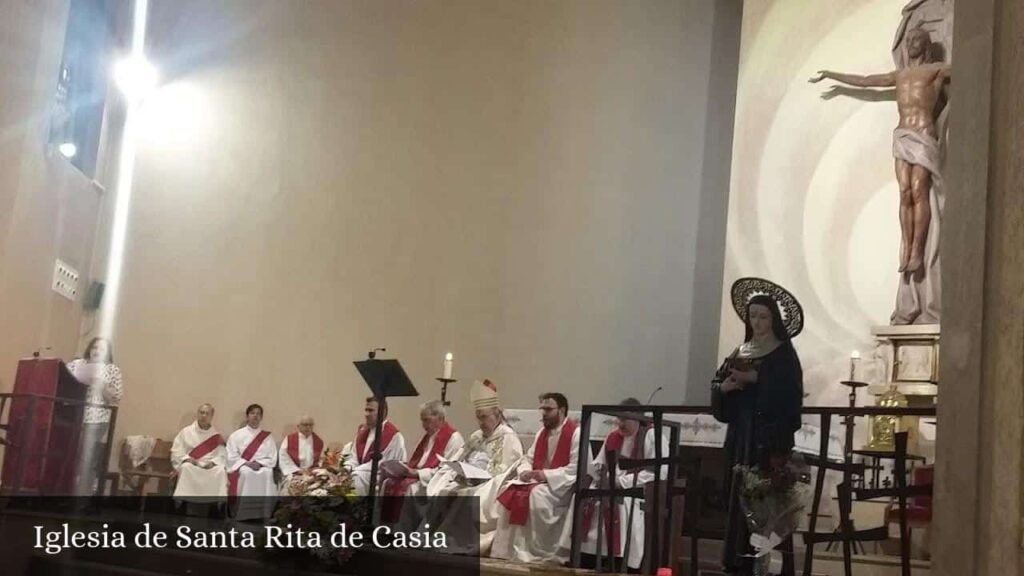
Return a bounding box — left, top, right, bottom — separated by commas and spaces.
114, 56, 158, 103
58, 142, 77, 158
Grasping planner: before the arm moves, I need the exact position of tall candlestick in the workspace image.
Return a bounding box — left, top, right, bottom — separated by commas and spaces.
442, 352, 454, 380
849, 350, 860, 381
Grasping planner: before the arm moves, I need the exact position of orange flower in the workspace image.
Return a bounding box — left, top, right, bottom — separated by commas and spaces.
322, 447, 342, 469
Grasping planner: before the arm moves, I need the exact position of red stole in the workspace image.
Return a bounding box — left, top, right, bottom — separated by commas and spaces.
498, 419, 578, 525
581, 427, 647, 554
188, 432, 225, 461
286, 432, 324, 471
355, 421, 399, 465
381, 423, 457, 522
408, 422, 455, 470
228, 429, 271, 497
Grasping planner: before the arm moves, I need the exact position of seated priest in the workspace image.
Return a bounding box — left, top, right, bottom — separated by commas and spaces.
343, 396, 407, 496
425, 380, 524, 553
226, 404, 278, 520
170, 403, 227, 502
560, 397, 670, 571
278, 415, 324, 494
380, 400, 465, 525
492, 392, 580, 564
382, 400, 465, 497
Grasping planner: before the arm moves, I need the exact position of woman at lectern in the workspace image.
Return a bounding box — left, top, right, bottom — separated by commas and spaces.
67, 337, 124, 495
711, 278, 804, 576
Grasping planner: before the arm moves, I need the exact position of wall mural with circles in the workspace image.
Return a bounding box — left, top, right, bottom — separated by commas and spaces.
716, 1, 928, 406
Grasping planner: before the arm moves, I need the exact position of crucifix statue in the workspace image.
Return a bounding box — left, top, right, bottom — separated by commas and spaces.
810, 6, 953, 326
810, 27, 950, 274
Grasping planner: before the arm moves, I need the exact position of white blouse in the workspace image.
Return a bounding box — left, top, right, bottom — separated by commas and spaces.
66, 359, 124, 425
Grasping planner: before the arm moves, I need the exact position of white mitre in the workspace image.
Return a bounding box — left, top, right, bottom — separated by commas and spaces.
471, 379, 500, 410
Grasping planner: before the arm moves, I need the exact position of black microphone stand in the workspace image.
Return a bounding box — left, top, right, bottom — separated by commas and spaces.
366, 348, 386, 503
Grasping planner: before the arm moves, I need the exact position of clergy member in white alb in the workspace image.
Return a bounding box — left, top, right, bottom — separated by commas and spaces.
380, 400, 464, 525
382, 400, 464, 498
226, 403, 278, 520
342, 397, 406, 496
492, 392, 580, 564
278, 415, 324, 493
561, 397, 669, 570
425, 380, 524, 554
171, 403, 227, 502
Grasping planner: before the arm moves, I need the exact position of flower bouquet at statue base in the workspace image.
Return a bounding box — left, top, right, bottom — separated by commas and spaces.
735, 455, 813, 576
261, 447, 369, 571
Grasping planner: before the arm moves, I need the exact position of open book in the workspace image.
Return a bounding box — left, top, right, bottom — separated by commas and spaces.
439, 456, 491, 481
380, 460, 412, 478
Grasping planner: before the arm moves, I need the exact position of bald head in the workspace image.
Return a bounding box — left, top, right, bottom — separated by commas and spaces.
196, 403, 215, 429
298, 416, 314, 436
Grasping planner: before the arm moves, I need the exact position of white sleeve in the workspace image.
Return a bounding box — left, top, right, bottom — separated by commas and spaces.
254, 436, 278, 467
543, 427, 580, 496
452, 433, 475, 462
444, 432, 465, 460
170, 430, 187, 471
342, 440, 357, 470
502, 433, 526, 471
226, 432, 244, 473
210, 444, 227, 469
384, 433, 407, 463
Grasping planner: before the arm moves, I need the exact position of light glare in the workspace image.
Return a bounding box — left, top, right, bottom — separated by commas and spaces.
114, 56, 158, 103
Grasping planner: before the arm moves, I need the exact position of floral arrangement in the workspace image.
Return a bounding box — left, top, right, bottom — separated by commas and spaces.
734, 456, 812, 576
263, 447, 368, 570
283, 447, 355, 497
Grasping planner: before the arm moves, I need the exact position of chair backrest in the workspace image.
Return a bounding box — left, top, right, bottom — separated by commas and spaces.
910, 464, 933, 510
148, 439, 174, 474
118, 438, 174, 473
117, 439, 135, 472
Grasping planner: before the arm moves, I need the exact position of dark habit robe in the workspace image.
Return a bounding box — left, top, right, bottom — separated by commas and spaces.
711, 341, 803, 573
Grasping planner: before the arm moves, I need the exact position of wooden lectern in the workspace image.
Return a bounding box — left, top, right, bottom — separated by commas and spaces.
1, 358, 86, 495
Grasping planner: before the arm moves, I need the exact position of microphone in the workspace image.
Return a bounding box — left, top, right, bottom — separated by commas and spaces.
32, 347, 52, 359
368, 347, 386, 360
645, 386, 663, 405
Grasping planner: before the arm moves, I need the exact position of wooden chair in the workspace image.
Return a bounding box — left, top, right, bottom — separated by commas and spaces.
644, 476, 686, 574
885, 462, 933, 563
118, 438, 176, 499
840, 432, 929, 576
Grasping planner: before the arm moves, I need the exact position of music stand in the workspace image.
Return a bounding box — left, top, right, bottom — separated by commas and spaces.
353, 359, 418, 504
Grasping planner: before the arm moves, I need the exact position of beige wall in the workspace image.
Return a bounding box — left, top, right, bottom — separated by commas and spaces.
718, 0, 910, 405
0, 0, 109, 390
0, 1, 740, 456
70, 0, 736, 447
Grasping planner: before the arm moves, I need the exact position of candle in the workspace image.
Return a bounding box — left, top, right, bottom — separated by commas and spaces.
442, 352, 454, 379
849, 350, 860, 381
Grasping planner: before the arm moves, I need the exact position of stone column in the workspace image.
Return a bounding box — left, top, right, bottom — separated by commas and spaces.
932, 0, 1024, 574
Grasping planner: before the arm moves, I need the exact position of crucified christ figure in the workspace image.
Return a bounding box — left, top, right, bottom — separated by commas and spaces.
810, 28, 950, 273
